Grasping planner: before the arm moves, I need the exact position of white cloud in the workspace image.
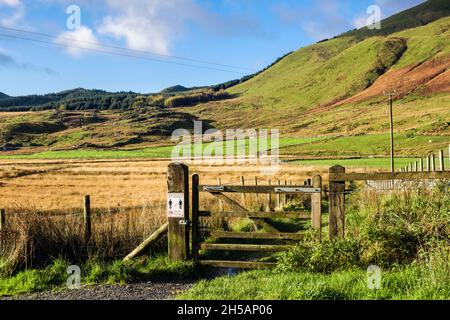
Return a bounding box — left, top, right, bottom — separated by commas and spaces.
97, 0, 198, 54
55, 26, 100, 57
96, 0, 267, 55
353, 15, 367, 30
0, 0, 21, 6
0, 0, 24, 26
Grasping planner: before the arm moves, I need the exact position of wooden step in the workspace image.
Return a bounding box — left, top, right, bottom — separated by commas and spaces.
199, 211, 311, 220
198, 260, 277, 269
210, 231, 305, 241
200, 243, 293, 252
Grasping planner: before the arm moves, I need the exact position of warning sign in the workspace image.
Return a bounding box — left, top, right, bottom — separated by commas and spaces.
167, 193, 185, 218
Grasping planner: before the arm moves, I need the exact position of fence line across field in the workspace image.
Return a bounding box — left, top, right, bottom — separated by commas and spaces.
366, 145, 450, 191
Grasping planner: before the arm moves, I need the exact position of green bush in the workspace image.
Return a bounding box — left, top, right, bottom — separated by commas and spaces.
277, 239, 362, 273
279, 183, 450, 272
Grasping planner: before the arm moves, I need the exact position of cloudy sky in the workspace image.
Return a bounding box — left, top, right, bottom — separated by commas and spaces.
0, 0, 424, 96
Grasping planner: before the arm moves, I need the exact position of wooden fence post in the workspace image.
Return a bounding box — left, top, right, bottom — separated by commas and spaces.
241, 176, 246, 204
0, 209, 5, 231
217, 178, 224, 212
311, 175, 322, 242
192, 174, 200, 262
427, 156, 431, 172
419, 158, 424, 172
439, 150, 445, 171
277, 180, 281, 210
431, 154, 436, 171
283, 180, 288, 206
329, 166, 345, 240
167, 163, 190, 261
254, 177, 259, 201
267, 180, 272, 212
83, 195, 91, 243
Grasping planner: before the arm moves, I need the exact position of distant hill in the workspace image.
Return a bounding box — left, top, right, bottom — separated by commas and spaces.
160, 85, 201, 94
0, 88, 140, 111
0, 92, 9, 99
186, 0, 450, 138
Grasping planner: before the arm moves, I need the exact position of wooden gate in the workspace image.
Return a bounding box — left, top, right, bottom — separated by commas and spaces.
191, 174, 323, 269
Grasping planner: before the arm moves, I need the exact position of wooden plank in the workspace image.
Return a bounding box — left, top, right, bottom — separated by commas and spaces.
201, 185, 321, 194
167, 163, 190, 261
198, 260, 276, 269
329, 171, 450, 182
123, 223, 169, 261
329, 166, 345, 240
200, 243, 293, 252
200, 211, 311, 219
210, 231, 305, 240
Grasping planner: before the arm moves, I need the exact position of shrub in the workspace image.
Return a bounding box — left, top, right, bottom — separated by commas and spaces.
277, 239, 362, 273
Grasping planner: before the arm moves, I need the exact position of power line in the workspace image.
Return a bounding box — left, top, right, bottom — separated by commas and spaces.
0, 25, 255, 72
0, 32, 247, 75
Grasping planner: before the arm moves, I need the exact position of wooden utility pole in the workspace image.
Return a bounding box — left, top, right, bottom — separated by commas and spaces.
384, 90, 396, 173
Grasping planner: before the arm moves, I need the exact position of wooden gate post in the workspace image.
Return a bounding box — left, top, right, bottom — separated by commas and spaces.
311, 175, 322, 242
192, 174, 200, 262
167, 163, 190, 261
329, 166, 345, 240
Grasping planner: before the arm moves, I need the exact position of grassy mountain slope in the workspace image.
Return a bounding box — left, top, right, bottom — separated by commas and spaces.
181, 1, 450, 144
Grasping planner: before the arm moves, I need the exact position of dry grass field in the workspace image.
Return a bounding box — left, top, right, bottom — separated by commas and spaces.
0, 159, 339, 212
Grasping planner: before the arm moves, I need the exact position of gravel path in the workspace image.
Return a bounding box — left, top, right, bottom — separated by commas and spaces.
5, 280, 194, 300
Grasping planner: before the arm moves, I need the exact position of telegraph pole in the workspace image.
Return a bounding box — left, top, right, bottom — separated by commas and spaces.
384, 90, 396, 173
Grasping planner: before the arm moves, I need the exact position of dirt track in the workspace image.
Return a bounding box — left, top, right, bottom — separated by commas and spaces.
5, 281, 194, 301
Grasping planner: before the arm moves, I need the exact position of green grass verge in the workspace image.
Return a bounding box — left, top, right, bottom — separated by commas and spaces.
292, 157, 419, 170
178, 266, 449, 300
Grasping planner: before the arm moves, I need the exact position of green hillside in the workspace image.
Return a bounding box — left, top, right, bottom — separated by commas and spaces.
183, 0, 450, 138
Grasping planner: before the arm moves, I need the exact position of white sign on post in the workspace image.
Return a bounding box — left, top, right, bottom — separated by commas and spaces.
167, 193, 185, 218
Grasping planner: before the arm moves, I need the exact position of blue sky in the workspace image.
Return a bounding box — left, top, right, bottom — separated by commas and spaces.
0, 0, 424, 96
